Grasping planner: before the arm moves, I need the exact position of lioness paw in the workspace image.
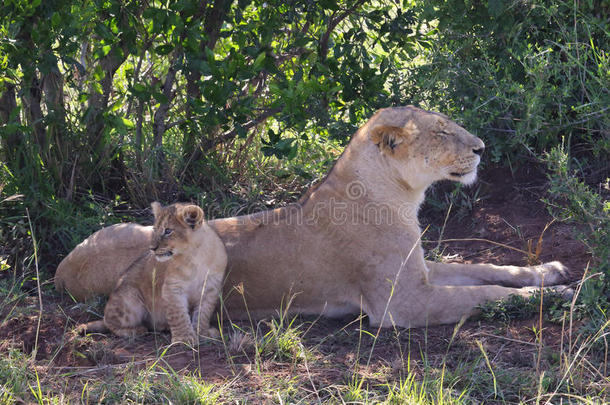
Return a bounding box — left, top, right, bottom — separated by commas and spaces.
547, 284, 574, 301
535, 261, 570, 285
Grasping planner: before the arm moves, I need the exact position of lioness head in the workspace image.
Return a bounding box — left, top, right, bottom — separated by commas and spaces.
150, 202, 204, 262
369, 106, 485, 188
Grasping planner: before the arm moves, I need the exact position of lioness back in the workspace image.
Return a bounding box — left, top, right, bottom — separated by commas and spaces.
55, 223, 153, 301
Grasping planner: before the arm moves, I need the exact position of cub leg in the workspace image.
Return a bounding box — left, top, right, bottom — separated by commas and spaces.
426, 260, 569, 287
192, 273, 223, 339
162, 281, 197, 345
103, 288, 149, 338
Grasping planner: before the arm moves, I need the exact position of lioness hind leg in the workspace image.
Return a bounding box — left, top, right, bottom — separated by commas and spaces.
369, 284, 571, 328
426, 260, 569, 287
103, 289, 149, 338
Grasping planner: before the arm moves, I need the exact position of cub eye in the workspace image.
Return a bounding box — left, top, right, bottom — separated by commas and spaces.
163, 228, 173, 236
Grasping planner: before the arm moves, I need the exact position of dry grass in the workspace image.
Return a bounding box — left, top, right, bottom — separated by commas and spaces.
1, 268, 609, 404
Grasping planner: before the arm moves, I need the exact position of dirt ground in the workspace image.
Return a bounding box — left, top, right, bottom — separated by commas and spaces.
0, 166, 593, 401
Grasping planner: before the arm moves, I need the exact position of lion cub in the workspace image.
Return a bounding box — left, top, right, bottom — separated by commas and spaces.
83, 202, 227, 344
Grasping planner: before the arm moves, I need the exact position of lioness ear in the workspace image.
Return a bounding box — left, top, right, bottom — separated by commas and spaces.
370, 125, 407, 154
370, 122, 419, 155
151, 202, 162, 218
180, 205, 204, 230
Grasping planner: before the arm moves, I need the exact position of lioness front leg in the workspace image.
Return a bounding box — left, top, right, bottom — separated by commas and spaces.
426, 260, 569, 287
162, 282, 197, 345
192, 274, 223, 339
367, 283, 569, 328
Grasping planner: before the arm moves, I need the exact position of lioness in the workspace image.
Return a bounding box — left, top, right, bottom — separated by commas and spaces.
80, 202, 227, 343
57, 106, 569, 328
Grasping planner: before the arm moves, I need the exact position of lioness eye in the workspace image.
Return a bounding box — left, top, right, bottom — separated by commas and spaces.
163, 228, 173, 236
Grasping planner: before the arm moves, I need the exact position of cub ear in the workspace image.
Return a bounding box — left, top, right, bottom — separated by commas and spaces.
151, 202, 162, 218
370, 123, 417, 154
179, 205, 204, 230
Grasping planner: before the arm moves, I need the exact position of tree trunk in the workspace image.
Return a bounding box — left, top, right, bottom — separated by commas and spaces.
0, 83, 23, 170
85, 51, 125, 160
42, 65, 68, 189
134, 98, 144, 172
152, 54, 180, 175
24, 73, 47, 161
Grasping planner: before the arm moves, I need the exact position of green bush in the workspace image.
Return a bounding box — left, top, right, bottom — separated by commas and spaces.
544, 144, 610, 318
406, 0, 609, 169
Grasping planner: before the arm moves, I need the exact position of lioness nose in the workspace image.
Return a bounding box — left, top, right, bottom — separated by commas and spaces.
473, 146, 484, 156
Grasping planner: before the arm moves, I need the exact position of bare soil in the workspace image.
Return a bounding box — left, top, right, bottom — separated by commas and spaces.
0, 167, 592, 401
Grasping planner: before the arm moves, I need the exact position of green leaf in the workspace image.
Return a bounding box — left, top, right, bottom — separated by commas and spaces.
235, 124, 246, 138
153, 92, 169, 104
488, 0, 504, 18
91, 82, 103, 95
267, 129, 280, 144
132, 83, 148, 93
51, 12, 61, 28
121, 117, 135, 129
205, 47, 215, 61
253, 52, 266, 70
261, 145, 275, 157
155, 44, 174, 55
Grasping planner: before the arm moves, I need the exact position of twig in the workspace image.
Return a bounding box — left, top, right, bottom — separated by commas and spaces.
536, 277, 544, 376
475, 332, 538, 347
202, 106, 283, 149
436, 202, 453, 252
424, 238, 529, 255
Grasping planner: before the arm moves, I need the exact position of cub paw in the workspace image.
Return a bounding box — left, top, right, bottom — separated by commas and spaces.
170, 329, 198, 346
200, 327, 221, 340
193, 321, 221, 340
536, 261, 570, 285
110, 325, 148, 339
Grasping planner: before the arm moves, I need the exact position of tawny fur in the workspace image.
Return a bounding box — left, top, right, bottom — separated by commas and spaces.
79, 203, 227, 344
57, 106, 570, 329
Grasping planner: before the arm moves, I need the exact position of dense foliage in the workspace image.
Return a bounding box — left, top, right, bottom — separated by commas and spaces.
0, 0, 420, 263
407, 0, 609, 167
0, 0, 418, 201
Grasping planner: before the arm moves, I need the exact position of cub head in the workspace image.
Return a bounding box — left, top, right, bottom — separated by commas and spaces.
150, 202, 204, 262
369, 106, 485, 189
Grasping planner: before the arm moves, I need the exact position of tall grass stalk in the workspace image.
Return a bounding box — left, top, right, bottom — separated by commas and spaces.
25, 208, 43, 361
